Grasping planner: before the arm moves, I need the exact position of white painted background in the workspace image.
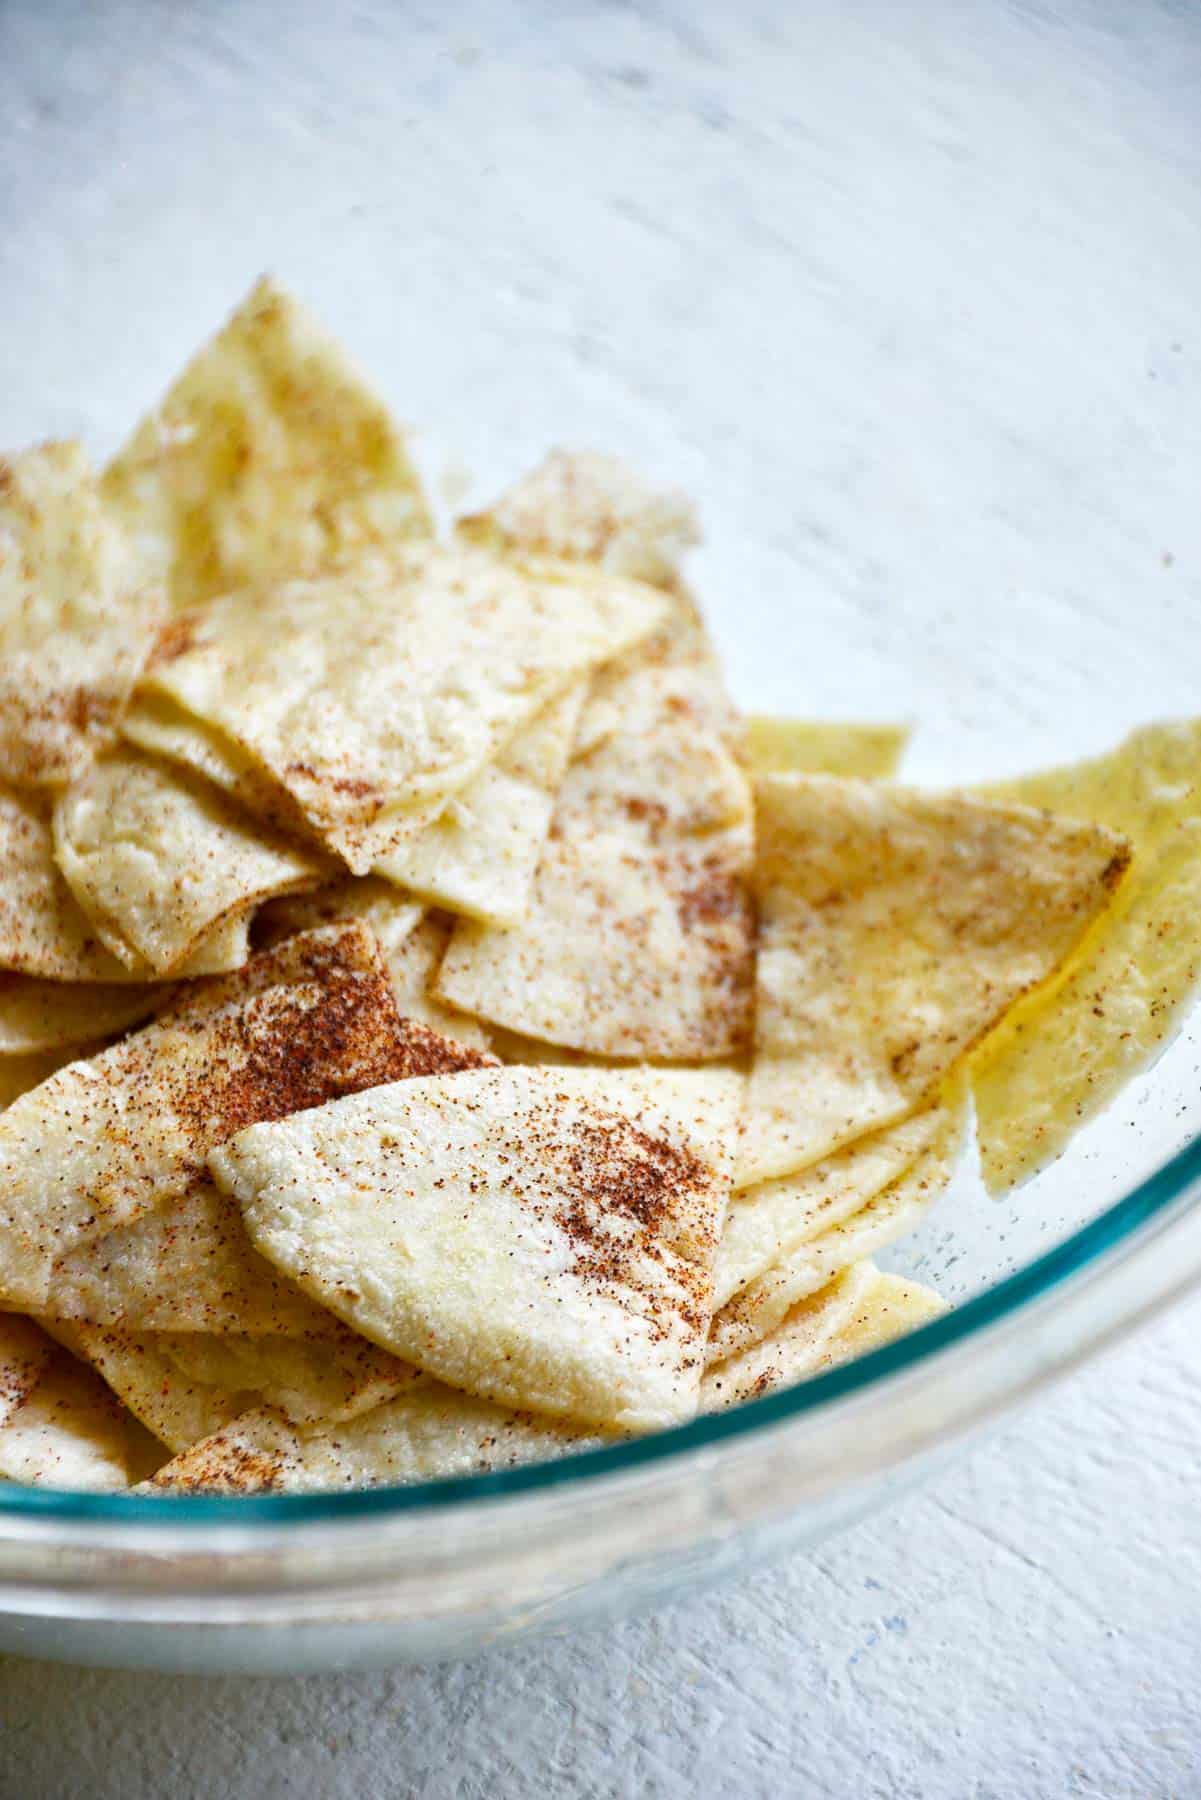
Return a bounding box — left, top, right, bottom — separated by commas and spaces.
1, 1, 1199, 1790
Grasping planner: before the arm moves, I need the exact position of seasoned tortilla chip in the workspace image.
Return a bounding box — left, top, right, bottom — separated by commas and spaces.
0, 784, 248, 984
709, 1095, 964, 1364
715, 1099, 951, 1312
0, 1347, 156, 1490
215, 1067, 741, 1431
257, 889, 491, 1051
745, 717, 909, 781
147, 1387, 605, 1494
971, 720, 1201, 1190
53, 747, 326, 975
740, 775, 1131, 1186
102, 276, 432, 610
438, 597, 755, 1061
44, 1180, 341, 1337
138, 544, 666, 871
457, 448, 699, 588
0, 923, 450, 1307
0, 1315, 54, 1428
59, 1320, 415, 1454
0, 974, 160, 1056
43, 1012, 491, 1335
0, 442, 161, 788
703, 1263, 946, 1409
373, 680, 588, 925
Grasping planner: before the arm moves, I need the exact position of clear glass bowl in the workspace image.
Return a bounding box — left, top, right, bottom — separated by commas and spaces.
2, 0, 1199, 1672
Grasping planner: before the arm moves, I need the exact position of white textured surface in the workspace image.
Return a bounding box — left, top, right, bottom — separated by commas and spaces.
1, 1297, 1198, 1797
2, 0, 1200, 1787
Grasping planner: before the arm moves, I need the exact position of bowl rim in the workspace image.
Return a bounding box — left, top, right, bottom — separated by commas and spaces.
4, 1126, 1201, 1530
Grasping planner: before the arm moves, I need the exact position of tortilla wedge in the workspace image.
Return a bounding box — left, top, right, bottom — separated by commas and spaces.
214, 1066, 741, 1431
744, 717, 909, 781
373, 680, 588, 926
57, 1321, 416, 1453
0, 1345, 160, 1490
971, 719, 1201, 1190
257, 889, 491, 1051
457, 448, 699, 588
438, 593, 755, 1061
102, 276, 433, 610
146, 1386, 605, 1494
0, 974, 161, 1057
709, 1093, 964, 1365
137, 544, 666, 872
740, 774, 1131, 1187
0, 783, 250, 984
53, 747, 327, 975
715, 1096, 954, 1313
0, 922, 458, 1308
0, 441, 162, 788
702, 1262, 946, 1410
41, 1011, 492, 1336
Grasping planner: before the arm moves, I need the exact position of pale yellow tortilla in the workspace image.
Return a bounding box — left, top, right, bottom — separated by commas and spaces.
0, 441, 162, 788
138, 544, 666, 871
0, 1314, 55, 1429
0, 783, 249, 984
0, 1046, 95, 1113
457, 448, 699, 588
0, 922, 436, 1307
703, 1263, 946, 1409
709, 1095, 964, 1365
58, 1320, 416, 1455
744, 717, 909, 781
373, 680, 588, 926
215, 1067, 741, 1432
102, 275, 433, 610
147, 1387, 605, 1494
0, 974, 161, 1056
44, 1179, 343, 1337
0, 1347, 157, 1490
53, 747, 326, 975
971, 719, 1201, 1190
741, 774, 1131, 1187
438, 598, 755, 1061
257, 889, 491, 1051
715, 1098, 951, 1312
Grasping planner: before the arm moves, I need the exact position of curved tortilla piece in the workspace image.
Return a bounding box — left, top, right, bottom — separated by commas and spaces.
102, 275, 432, 611
258, 890, 490, 1052
437, 596, 755, 1061
138, 545, 666, 872
744, 717, 909, 781
740, 774, 1132, 1187
0, 974, 161, 1056
373, 680, 588, 926
42, 1014, 492, 1336
44, 1180, 342, 1337
0, 442, 161, 788
709, 1094, 964, 1365
146, 1387, 606, 1494
215, 1067, 741, 1432
971, 719, 1201, 1191
0, 1315, 55, 1429
715, 1099, 950, 1312
703, 1263, 946, 1410
457, 448, 699, 589
0, 1045, 95, 1113
0, 1348, 156, 1490
0, 923, 457, 1308
53, 747, 326, 975
58, 1322, 416, 1454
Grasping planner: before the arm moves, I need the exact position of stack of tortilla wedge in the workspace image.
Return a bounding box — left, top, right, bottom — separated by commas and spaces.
0, 280, 1197, 1494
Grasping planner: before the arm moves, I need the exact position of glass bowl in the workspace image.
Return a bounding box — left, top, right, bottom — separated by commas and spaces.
2, 0, 1199, 1672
